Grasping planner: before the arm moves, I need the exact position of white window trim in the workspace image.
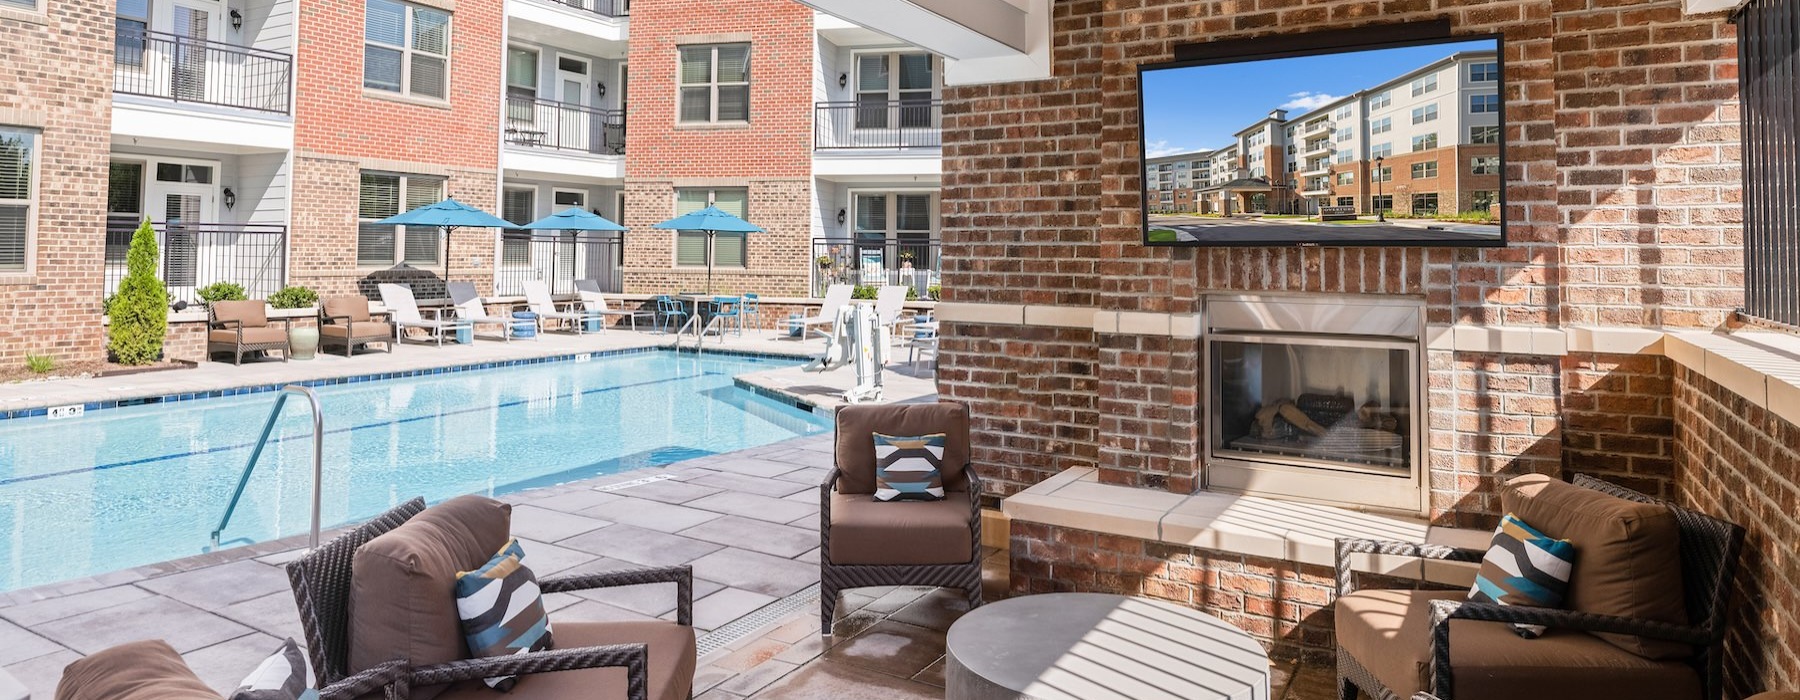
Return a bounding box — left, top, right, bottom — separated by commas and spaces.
677, 43, 750, 124
364, 0, 452, 101
1411, 104, 1438, 124
499, 185, 535, 269
1470, 94, 1499, 113
1471, 125, 1501, 145
672, 187, 748, 268
1412, 133, 1439, 153
1471, 156, 1501, 175
0, 126, 39, 277
551, 187, 588, 210
357, 171, 446, 268
1470, 62, 1499, 82
1411, 162, 1439, 179
847, 187, 941, 245
506, 44, 540, 99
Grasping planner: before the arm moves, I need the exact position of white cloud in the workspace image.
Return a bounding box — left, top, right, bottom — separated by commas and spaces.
1144, 139, 1190, 158
1278, 91, 1344, 112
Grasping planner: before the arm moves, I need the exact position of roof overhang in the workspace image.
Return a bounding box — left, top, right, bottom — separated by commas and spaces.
793, 0, 1051, 85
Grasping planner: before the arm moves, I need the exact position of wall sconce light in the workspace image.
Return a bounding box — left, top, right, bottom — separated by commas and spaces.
836, 208, 847, 224
597, 82, 606, 97
222, 187, 236, 210
837, 73, 847, 88
229, 8, 242, 29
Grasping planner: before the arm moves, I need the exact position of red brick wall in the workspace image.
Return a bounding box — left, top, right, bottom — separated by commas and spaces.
0, 1, 113, 365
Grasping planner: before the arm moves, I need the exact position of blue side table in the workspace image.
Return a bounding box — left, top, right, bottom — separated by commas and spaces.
512, 311, 538, 338
787, 313, 805, 338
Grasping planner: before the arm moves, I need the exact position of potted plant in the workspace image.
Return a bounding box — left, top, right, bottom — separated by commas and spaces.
196, 281, 247, 306
816, 254, 834, 270
898, 250, 915, 270
269, 285, 321, 360
108, 219, 168, 366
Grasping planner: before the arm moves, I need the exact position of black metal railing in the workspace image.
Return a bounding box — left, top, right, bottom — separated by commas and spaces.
814, 100, 942, 150
493, 232, 624, 296
113, 28, 293, 114
1739, 0, 1800, 327
504, 96, 625, 155
811, 237, 940, 298
105, 218, 288, 304
539, 0, 628, 17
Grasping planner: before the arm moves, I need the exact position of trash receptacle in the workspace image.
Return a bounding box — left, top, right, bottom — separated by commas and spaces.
787, 313, 804, 338
512, 311, 538, 338
454, 325, 473, 344
584, 315, 603, 333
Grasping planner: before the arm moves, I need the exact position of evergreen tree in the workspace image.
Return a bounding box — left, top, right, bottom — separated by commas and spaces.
108, 219, 167, 365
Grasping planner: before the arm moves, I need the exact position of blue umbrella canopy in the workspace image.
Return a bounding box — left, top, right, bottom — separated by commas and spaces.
518, 207, 627, 232
651, 206, 764, 294
370, 198, 512, 278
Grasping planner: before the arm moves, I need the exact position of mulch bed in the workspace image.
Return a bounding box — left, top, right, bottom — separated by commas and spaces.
0, 358, 195, 385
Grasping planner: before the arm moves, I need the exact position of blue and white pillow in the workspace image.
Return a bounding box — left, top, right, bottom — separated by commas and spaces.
230, 638, 317, 700
873, 432, 946, 502
1469, 513, 1578, 638
456, 539, 555, 691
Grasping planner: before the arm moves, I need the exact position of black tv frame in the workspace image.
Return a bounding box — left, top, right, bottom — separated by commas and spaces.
1139, 20, 1508, 248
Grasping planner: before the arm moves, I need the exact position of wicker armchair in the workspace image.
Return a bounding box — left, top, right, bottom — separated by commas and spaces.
1334, 474, 1744, 700
318, 295, 393, 357
819, 401, 984, 635
208, 300, 290, 365
287, 498, 696, 700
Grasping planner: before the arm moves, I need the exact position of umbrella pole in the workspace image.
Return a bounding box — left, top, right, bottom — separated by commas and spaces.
442, 225, 453, 283
706, 230, 715, 295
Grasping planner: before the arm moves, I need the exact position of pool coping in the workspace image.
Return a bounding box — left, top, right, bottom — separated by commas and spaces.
0, 345, 815, 422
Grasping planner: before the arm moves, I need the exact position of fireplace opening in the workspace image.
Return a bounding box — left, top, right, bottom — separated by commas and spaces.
1203, 294, 1424, 513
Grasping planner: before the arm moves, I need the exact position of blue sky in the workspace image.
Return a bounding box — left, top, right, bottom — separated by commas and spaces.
1141, 39, 1496, 157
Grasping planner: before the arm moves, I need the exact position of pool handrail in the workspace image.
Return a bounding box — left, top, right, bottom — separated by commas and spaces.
210, 384, 325, 550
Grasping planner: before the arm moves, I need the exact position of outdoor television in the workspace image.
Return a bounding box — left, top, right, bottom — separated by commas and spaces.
1139, 23, 1507, 247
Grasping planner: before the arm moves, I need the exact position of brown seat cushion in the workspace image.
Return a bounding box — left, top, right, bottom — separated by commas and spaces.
1336, 589, 1701, 700
324, 295, 373, 322
834, 401, 969, 494
321, 321, 394, 340
1501, 474, 1689, 659
349, 495, 513, 700
1746, 695, 1800, 700
827, 490, 973, 566
435, 620, 695, 700
209, 327, 288, 345
212, 300, 269, 328
56, 639, 224, 700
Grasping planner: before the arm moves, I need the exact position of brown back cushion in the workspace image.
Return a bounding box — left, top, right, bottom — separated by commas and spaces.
835, 401, 969, 494
325, 295, 371, 323
56, 639, 223, 700
1500, 474, 1689, 660
348, 495, 512, 700
212, 300, 268, 328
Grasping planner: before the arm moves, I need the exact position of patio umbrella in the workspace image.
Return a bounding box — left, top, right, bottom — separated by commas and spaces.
372, 197, 514, 279
652, 206, 765, 294
517, 207, 628, 233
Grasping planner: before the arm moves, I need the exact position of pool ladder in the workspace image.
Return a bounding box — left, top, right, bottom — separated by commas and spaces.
210, 385, 325, 550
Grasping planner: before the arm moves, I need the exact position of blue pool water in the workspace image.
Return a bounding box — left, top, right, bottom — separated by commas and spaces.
0, 350, 828, 592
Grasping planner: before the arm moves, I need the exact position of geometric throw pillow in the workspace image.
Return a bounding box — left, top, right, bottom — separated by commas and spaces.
455, 539, 555, 691
229, 638, 317, 700
873, 432, 946, 502
1468, 513, 1578, 639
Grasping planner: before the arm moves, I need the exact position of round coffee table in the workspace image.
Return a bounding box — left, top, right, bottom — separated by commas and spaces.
945, 592, 1270, 700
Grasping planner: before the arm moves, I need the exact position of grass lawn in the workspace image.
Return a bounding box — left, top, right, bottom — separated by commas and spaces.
1147, 228, 1181, 242
1256, 214, 1311, 220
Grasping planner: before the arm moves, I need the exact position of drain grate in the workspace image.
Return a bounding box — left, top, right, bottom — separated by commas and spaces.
695, 583, 821, 658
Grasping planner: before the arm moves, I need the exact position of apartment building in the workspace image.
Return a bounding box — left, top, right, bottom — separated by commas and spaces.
0, 0, 941, 364
1142, 50, 1500, 218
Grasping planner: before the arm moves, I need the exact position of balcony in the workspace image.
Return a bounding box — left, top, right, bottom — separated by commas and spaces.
104, 218, 287, 305
493, 232, 623, 296
536, 0, 627, 18
814, 100, 943, 150
504, 96, 625, 155
811, 237, 940, 298
112, 29, 292, 115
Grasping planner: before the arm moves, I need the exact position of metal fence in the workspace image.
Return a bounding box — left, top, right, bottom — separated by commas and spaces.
112, 28, 293, 114
814, 100, 942, 149
811, 237, 940, 298
1739, 0, 1799, 327
504, 96, 625, 155
493, 232, 624, 297
540, 0, 628, 17
105, 219, 288, 304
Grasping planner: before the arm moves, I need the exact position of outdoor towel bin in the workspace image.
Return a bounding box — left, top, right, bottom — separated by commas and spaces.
788, 314, 804, 337
585, 315, 602, 333
512, 311, 538, 338
455, 325, 473, 344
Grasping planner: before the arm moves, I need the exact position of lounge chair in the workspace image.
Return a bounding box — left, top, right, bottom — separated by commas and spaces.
574, 281, 653, 332
208, 299, 289, 365
797, 283, 854, 338
318, 295, 392, 357
377, 283, 471, 347
873, 284, 908, 332
448, 281, 534, 342
522, 280, 590, 334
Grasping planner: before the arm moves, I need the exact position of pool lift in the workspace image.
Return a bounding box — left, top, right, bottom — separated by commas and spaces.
211, 385, 326, 551
803, 302, 887, 404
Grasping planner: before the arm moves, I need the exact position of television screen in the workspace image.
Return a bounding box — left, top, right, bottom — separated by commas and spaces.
1140, 31, 1506, 247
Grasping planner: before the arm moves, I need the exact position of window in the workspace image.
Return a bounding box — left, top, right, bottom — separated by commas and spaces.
1736, 0, 1799, 324
1411, 74, 1438, 96
1470, 94, 1499, 113
1411, 193, 1439, 213
1411, 104, 1438, 124
115, 0, 147, 66
1336, 171, 1354, 185
679, 44, 750, 123
1471, 125, 1500, 145
1334, 106, 1352, 121
1336, 196, 1355, 207
1336, 149, 1353, 164
357, 172, 445, 267
1411, 161, 1439, 179
1371, 194, 1392, 211
1471, 156, 1500, 175
108, 162, 144, 217
854, 192, 936, 268
1372, 167, 1392, 183
0, 128, 36, 272
1370, 117, 1391, 135
1335, 127, 1352, 142
155, 163, 213, 184
674, 188, 746, 267
1370, 142, 1393, 159
365, 0, 450, 99
1412, 133, 1439, 152
1471, 62, 1499, 82
500, 187, 534, 266
1368, 91, 1391, 110
0, 0, 36, 9
856, 52, 935, 129
1472, 190, 1498, 210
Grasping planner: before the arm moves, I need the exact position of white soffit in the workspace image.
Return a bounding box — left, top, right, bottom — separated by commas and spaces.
795, 0, 1051, 84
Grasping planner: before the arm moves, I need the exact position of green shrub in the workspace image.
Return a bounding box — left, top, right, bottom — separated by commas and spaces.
24, 354, 53, 374
196, 281, 247, 305
927, 284, 941, 301
269, 285, 319, 310
107, 219, 168, 366
851, 284, 878, 300
905, 286, 918, 301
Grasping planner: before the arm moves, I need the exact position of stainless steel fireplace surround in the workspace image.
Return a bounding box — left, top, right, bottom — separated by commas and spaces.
1202, 294, 1426, 514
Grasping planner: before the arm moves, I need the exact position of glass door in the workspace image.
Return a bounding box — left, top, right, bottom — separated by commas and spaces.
556, 56, 592, 152
153, 0, 225, 103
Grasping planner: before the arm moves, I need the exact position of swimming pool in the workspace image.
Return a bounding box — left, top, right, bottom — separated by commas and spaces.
0, 350, 828, 592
